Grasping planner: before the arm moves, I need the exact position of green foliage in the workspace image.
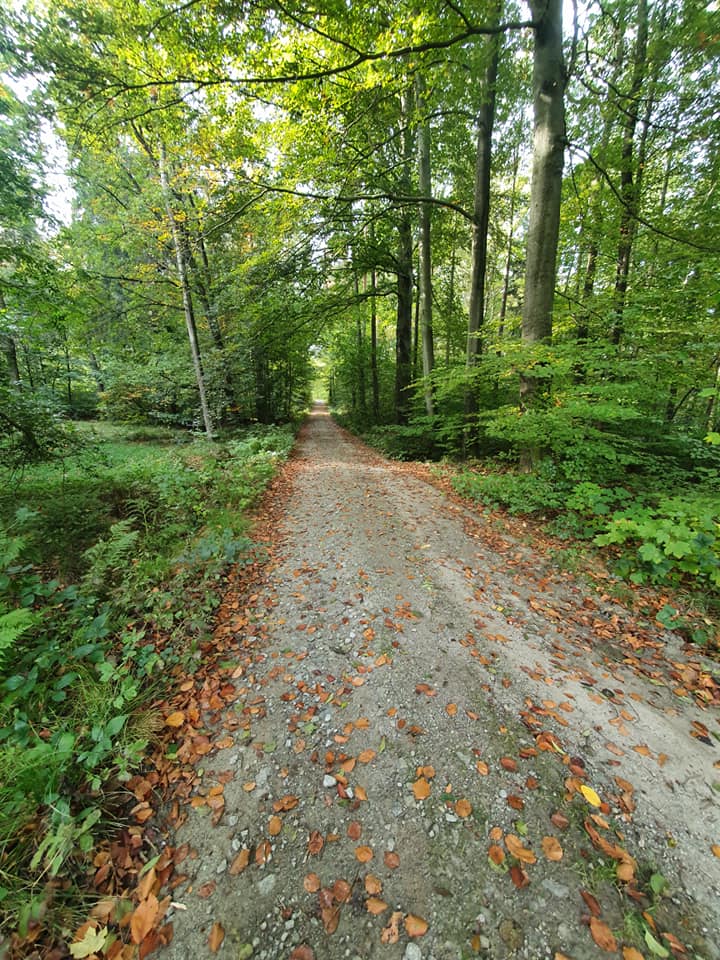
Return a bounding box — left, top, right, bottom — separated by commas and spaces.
0, 422, 294, 937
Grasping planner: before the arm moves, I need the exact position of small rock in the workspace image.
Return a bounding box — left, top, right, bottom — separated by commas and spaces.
257, 874, 277, 897
541, 878, 570, 899
323, 775, 337, 788
237, 946, 253, 960
499, 917, 524, 951
403, 944, 422, 960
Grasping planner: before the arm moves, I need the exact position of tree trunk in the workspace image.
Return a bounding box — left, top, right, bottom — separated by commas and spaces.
498, 144, 520, 341
158, 142, 214, 439
395, 88, 414, 425
465, 21, 500, 427
415, 73, 435, 417
520, 0, 565, 393
0, 291, 21, 386
611, 0, 649, 346
370, 266, 380, 422
520, 0, 566, 467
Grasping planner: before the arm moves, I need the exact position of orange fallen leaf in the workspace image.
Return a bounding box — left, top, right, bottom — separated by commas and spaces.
488, 844, 505, 865
500, 757, 518, 772
243, 781, 256, 792
268, 815, 282, 837
255, 840, 271, 865
130, 895, 159, 945
589, 917, 618, 952
347, 821, 362, 840
333, 879, 352, 903
507, 795, 524, 811
509, 864, 530, 888
622, 948, 645, 960
384, 851, 400, 869
290, 947, 315, 960
418, 764, 436, 779
208, 922, 224, 953
476, 760, 489, 776
165, 712, 185, 728
405, 914, 429, 938
358, 749, 376, 764
366, 897, 388, 915
355, 786, 368, 801
365, 875, 382, 895
632, 744, 653, 758
580, 889, 601, 917
355, 846, 373, 863
616, 861, 635, 883
505, 834, 536, 864
229, 848, 250, 875
446, 703, 458, 716
303, 873, 321, 893
541, 836, 563, 861
381, 911, 403, 944
308, 831, 324, 856
711, 844, 720, 859
412, 778, 431, 800
455, 799, 472, 818
489, 826, 504, 841
273, 794, 299, 812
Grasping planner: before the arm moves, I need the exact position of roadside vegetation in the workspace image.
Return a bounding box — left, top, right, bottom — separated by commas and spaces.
0, 419, 295, 944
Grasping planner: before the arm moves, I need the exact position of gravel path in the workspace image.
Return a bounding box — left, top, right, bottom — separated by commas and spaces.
160, 405, 720, 960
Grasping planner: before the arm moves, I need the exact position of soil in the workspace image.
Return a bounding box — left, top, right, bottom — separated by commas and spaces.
157, 405, 720, 960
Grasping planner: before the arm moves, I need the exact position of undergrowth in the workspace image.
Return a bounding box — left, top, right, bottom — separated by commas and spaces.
0, 422, 295, 946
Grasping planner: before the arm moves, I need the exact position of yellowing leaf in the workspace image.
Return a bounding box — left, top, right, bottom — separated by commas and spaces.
130, 894, 159, 945
455, 798, 472, 818
622, 948, 646, 960
229, 848, 250, 875
355, 845, 373, 863
711, 844, 720, 858
365, 874, 382, 895
366, 897, 388, 915
268, 815, 282, 836
580, 785, 602, 807
505, 834, 536, 864
69, 926, 108, 958
165, 711, 185, 728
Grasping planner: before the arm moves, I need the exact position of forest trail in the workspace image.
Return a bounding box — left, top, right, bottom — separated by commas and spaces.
158, 406, 720, 960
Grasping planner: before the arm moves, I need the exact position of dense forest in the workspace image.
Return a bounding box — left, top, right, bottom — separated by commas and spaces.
1, 0, 719, 950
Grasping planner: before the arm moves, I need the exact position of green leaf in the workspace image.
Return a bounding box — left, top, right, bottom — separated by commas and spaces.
644, 929, 670, 957
649, 872, 667, 896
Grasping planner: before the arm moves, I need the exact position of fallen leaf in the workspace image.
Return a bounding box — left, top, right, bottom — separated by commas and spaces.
347, 821, 362, 840
412, 778, 431, 800
509, 864, 530, 888
130, 895, 159, 945
712, 844, 720, 858
165, 712, 185, 728
580, 785, 602, 807
580, 889, 601, 917
446, 703, 458, 716
381, 911, 403, 944
507, 795, 524, 811
405, 914, 429, 938
617, 860, 635, 883
366, 897, 388, 915
541, 837, 563, 861
622, 948, 645, 960
505, 834, 536, 864
365, 875, 382, 895
268, 815, 282, 836
384, 851, 400, 869
488, 844, 505, 865
355, 846, 373, 863
208, 922, 224, 953
550, 811, 570, 830
333, 879, 352, 903
255, 840, 271, 865
358, 749, 376, 764
500, 757, 518, 772
229, 848, 250, 875
355, 786, 368, 801
304, 873, 321, 893
308, 831, 324, 856
455, 799, 472, 818
69, 926, 108, 958
476, 760, 489, 776
589, 917, 618, 952
197, 881, 216, 899
289, 947, 315, 960
273, 794, 299, 812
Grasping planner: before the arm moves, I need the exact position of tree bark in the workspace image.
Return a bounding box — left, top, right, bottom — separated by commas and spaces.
520, 0, 566, 417
465, 20, 500, 427
415, 72, 435, 417
395, 88, 414, 425
158, 142, 214, 438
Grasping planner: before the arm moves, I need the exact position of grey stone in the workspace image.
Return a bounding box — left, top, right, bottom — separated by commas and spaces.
257, 874, 277, 897
403, 944, 422, 960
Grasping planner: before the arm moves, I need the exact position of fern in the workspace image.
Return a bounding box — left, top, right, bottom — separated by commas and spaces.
81, 520, 140, 596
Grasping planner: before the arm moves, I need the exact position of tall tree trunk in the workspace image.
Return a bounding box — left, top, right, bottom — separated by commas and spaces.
521, 0, 566, 354
370, 264, 380, 422
520, 0, 566, 466
611, 0, 649, 346
498, 144, 520, 341
395, 88, 414, 425
0, 290, 21, 386
415, 73, 435, 417
158, 142, 214, 438
465, 20, 500, 429
355, 270, 367, 416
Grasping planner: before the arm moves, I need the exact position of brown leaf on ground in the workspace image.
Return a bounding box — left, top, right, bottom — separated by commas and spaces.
165, 712, 185, 728
308, 831, 324, 856
500, 756, 518, 772
197, 881, 216, 899
229, 848, 250, 875
505, 834, 537, 864
580, 890, 601, 917
273, 794, 299, 812
541, 836, 563, 861
358, 749, 376, 763
365, 875, 382, 895
476, 760, 489, 775
355, 846, 373, 863
303, 873, 321, 893
455, 798, 472, 818
509, 864, 530, 888
347, 821, 362, 840
208, 922, 224, 953
712, 844, 720, 858
366, 897, 388, 915
488, 845, 505, 865
268, 815, 282, 836
130, 895, 159, 945
381, 911, 403, 944
412, 778, 431, 800
333, 879, 352, 903
320, 906, 339, 935
589, 917, 618, 952
405, 914, 429, 938
384, 851, 400, 869
289, 947, 315, 960
446, 703, 458, 716
622, 948, 645, 960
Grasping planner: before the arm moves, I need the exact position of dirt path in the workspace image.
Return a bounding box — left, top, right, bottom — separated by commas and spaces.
159, 406, 719, 960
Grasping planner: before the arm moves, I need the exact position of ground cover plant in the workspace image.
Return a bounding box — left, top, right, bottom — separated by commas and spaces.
0, 421, 295, 946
